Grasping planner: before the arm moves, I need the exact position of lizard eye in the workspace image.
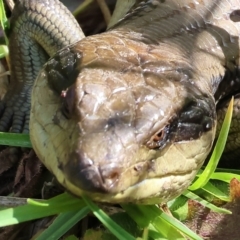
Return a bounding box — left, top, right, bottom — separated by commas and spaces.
146, 125, 170, 149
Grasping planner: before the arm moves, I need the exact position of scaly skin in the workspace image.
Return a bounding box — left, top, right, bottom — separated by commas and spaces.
0, 0, 84, 132
6, 0, 240, 203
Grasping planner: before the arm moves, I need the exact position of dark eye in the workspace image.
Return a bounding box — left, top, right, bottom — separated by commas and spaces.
146, 125, 170, 149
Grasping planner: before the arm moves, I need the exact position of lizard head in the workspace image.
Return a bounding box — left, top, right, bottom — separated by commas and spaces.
30, 34, 216, 203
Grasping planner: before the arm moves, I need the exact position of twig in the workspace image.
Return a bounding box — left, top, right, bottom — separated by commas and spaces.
0, 196, 42, 207
4, 0, 14, 11
72, 0, 94, 17
96, 0, 111, 25
0, 70, 10, 77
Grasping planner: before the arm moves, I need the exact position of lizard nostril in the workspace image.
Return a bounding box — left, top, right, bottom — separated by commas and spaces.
99, 165, 121, 189
230, 10, 240, 22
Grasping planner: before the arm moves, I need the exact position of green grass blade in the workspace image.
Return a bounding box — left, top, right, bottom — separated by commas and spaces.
215, 168, 240, 174
122, 204, 202, 240
123, 204, 184, 239
201, 181, 230, 202
0, 45, 8, 58
36, 207, 90, 240
183, 190, 231, 214
211, 172, 240, 183
152, 217, 185, 240
157, 210, 202, 240
0, 0, 9, 44
0, 193, 86, 227
82, 195, 135, 240
189, 97, 233, 190
146, 206, 201, 240
168, 196, 189, 221
121, 204, 151, 228
72, 0, 94, 16
0, 132, 32, 147
147, 226, 168, 239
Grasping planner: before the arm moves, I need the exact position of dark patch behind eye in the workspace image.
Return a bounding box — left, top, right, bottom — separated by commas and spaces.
45, 47, 82, 94
171, 97, 215, 142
